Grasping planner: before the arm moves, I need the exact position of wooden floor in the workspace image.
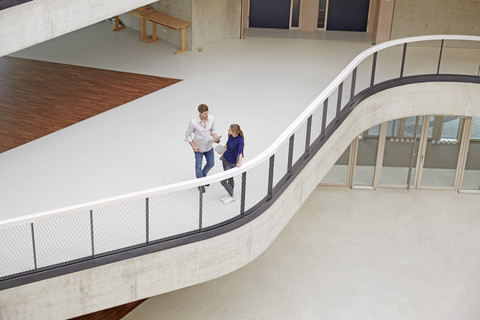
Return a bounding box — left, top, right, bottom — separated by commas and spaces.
68, 299, 147, 320
0, 56, 181, 153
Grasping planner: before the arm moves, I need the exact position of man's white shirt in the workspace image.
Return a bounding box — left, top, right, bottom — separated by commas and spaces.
185, 115, 217, 152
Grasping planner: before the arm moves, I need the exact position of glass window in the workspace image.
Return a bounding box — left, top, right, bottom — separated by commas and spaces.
462, 118, 480, 190
421, 116, 461, 188
317, 0, 327, 29
380, 117, 421, 186
321, 145, 350, 184
291, 0, 300, 28
354, 125, 380, 187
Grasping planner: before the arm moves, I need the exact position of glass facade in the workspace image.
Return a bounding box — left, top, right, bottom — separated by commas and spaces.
420, 116, 462, 188
353, 125, 380, 186
291, 0, 300, 28
462, 118, 480, 190
321, 145, 350, 184
321, 115, 480, 192
380, 117, 421, 186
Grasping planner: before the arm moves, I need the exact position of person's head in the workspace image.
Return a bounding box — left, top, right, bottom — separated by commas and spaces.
228, 124, 244, 139
198, 104, 209, 120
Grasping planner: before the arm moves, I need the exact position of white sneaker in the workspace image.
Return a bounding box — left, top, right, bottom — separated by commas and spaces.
221, 195, 230, 201
222, 196, 236, 204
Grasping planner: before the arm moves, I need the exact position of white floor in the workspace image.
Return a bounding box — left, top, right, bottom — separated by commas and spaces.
124, 186, 480, 320
1, 22, 372, 221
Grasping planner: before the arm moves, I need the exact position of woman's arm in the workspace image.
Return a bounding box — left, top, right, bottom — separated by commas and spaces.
236, 154, 243, 167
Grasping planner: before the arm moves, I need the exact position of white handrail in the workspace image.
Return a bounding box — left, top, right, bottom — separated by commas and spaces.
1, 35, 479, 229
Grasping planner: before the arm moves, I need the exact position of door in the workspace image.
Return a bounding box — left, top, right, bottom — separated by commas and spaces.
417, 116, 463, 189
461, 118, 480, 191
379, 117, 423, 187
326, 0, 369, 31
353, 124, 381, 187
249, 0, 291, 29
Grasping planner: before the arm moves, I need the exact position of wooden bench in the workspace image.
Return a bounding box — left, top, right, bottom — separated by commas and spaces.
143, 11, 191, 54
113, 6, 191, 54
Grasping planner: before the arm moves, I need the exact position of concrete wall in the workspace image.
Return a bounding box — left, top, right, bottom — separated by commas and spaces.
0, 0, 241, 57
225, 0, 242, 39
119, 0, 193, 50
118, 0, 241, 51
1, 82, 479, 320
374, 0, 395, 44
0, 0, 153, 57
192, 0, 241, 50
391, 0, 480, 39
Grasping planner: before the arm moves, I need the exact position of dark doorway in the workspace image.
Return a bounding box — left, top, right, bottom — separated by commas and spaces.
249, 0, 291, 29
327, 0, 370, 31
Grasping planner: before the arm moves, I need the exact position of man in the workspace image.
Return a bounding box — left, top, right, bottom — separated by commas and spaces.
185, 104, 220, 192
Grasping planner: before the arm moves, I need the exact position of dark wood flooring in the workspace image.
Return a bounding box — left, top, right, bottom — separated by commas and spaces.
68, 299, 147, 320
0, 56, 181, 153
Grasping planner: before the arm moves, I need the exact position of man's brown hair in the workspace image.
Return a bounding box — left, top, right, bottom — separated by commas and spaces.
198, 104, 209, 113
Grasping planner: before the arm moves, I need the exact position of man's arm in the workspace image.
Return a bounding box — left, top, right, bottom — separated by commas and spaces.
185, 121, 200, 152
189, 141, 200, 152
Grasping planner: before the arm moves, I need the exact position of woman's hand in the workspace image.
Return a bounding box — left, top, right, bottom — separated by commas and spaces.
236, 163, 242, 168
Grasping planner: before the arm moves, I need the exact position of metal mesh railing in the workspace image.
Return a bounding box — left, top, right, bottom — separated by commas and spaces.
1, 35, 479, 288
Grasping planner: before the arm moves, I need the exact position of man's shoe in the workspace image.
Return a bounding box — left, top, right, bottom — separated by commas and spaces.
221, 195, 230, 201
222, 196, 235, 204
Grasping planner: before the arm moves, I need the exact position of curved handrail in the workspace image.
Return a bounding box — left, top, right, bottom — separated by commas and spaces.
2, 34, 479, 229
1, 35, 479, 286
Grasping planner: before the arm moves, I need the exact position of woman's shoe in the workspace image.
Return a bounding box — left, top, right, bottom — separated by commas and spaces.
222, 196, 236, 204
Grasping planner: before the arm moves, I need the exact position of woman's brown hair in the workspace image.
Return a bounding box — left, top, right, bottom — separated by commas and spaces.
230, 124, 244, 139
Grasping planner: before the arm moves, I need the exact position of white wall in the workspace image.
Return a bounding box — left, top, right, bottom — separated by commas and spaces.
1, 82, 479, 320
391, 0, 480, 39
0, 0, 154, 57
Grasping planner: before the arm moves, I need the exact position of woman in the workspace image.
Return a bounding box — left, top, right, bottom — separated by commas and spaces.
219, 124, 244, 204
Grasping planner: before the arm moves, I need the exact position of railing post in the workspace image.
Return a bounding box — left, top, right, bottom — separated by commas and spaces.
350, 67, 357, 100
199, 189, 203, 230
240, 172, 247, 215
370, 52, 377, 87
267, 155, 275, 199
145, 197, 149, 244
31, 223, 37, 270
437, 39, 444, 75
305, 116, 312, 155
400, 43, 407, 78
287, 134, 294, 174
90, 210, 94, 256
336, 82, 343, 120
321, 98, 328, 137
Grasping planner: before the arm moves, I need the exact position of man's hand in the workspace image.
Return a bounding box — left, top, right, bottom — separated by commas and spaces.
192, 145, 200, 152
